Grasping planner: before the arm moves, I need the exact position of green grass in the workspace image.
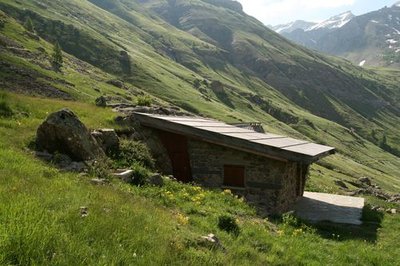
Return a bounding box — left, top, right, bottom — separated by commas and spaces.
0, 92, 399, 265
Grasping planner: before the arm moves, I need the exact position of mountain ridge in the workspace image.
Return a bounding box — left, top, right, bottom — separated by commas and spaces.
273, 4, 400, 68
0, 0, 400, 191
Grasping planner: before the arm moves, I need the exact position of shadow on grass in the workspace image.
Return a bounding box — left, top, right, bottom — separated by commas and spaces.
294, 205, 383, 242
310, 206, 384, 242
214, 90, 235, 109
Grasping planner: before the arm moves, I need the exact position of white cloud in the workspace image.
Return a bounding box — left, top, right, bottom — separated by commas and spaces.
237, 0, 356, 24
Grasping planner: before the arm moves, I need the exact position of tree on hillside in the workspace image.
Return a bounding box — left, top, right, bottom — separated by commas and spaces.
24, 17, 35, 33
52, 42, 63, 71
119, 50, 132, 75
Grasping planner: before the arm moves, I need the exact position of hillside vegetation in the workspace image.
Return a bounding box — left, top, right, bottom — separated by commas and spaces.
0, 0, 400, 264
0, 92, 399, 265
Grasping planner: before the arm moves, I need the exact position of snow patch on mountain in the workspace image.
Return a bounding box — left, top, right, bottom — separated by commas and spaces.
306, 11, 354, 31
387, 39, 398, 44
359, 60, 366, 67
272, 20, 316, 34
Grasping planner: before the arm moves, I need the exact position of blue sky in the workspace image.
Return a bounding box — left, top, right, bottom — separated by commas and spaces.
237, 0, 397, 25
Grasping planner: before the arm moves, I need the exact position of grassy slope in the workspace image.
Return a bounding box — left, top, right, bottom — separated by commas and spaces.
0, 93, 399, 265
1, 0, 399, 193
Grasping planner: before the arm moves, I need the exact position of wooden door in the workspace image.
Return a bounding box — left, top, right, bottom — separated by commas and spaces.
158, 131, 192, 183
296, 163, 309, 197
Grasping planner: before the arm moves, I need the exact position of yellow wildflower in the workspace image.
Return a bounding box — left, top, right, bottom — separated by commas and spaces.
222, 189, 232, 195
292, 228, 303, 236
176, 213, 189, 225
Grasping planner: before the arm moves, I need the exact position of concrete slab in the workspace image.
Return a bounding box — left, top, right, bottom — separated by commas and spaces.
294, 192, 365, 225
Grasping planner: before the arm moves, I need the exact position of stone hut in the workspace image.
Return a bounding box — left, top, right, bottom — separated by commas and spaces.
132, 112, 335, 215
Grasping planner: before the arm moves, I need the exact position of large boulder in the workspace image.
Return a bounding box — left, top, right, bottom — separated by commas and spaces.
36, 108, 105, 161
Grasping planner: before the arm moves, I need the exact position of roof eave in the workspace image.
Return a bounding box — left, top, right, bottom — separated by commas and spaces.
133, 112, 335, 164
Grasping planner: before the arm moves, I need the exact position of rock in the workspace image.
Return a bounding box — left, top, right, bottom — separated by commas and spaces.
26, 31, 40, 41
351, 188, 364, 196
210, 80, 224, 92
199, 234, 225, 250
359, 177, 372, 186
108, 103, 136, 109
35, 151, 53, 161
113, 169, 135, 183
374, 190, 390, 200
95, 96, 108, 107
90, 178, 109, 185
115, 105, 192, 117
53, 153, 73, 168
371, 206, 380, 211
36, 108, 105, 161
106, 79, 124, 89
148, 173, 164, 186
114, 116, 125, 123
91, 129, 120, 155
334, 180, 348, 189
388, 195, 400, 203
19, 111, 30, 117
80, 206, 89, 217
353, 186, 390, 200
166, 175, 177, 181
62, 161, 86, 172
391, 209, 397, 214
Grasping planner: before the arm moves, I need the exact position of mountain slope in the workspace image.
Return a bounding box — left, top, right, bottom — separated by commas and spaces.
0, 0, 400, 193
279, 4, 400, 68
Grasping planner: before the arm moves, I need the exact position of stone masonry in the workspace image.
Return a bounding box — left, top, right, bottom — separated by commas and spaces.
188, 139, 303, 215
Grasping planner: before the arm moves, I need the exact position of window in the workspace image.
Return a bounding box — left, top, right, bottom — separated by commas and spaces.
223, 165, 245, 187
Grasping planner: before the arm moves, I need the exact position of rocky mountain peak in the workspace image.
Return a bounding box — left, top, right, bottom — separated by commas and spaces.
306, 11, 354, 31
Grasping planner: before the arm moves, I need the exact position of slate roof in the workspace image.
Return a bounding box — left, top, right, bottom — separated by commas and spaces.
133, 113, 335, 163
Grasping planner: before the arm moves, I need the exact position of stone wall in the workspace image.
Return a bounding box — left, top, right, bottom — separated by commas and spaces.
276, 161, 300, 212
124, 119, 307, 215
188, 139, 304, 215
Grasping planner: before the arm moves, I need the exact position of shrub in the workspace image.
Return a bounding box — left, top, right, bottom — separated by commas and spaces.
24, 16, 35, 32
51, 42, 63, 71
119, 50, 132, 75
218, 214, 240, 235
136, 95, 152, 106
176, 102, 199, 114
281, 212, 299, 227
88, 159, 112, 180
115, 139, 155, 169
130, 162, 151, 186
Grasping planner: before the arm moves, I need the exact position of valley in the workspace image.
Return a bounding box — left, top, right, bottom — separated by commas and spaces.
0, 0, 400, 264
